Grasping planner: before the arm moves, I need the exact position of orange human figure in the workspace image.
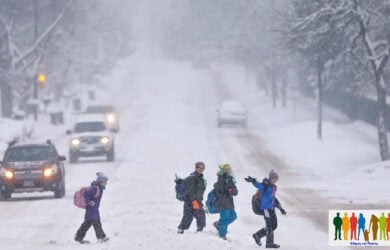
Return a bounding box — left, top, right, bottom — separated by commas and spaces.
342, 212, 350, 240
350, 212, 358, 240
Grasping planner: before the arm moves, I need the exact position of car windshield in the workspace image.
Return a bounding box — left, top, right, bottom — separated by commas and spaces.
221, 102, 246, 113
74, 121, 106, 133
86, 106, 115, 113
4, 146, 56, 162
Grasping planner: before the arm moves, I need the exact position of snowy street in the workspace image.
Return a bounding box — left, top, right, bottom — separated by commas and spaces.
1, 2, 390, 249
1, 51, 381, 249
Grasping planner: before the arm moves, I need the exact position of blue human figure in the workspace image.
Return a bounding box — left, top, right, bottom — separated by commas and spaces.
358, 213, 366, 240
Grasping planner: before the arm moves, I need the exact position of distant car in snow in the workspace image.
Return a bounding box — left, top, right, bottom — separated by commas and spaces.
67, 114, 115, 164
85, 105, 120, 133
216, 100, 248, 127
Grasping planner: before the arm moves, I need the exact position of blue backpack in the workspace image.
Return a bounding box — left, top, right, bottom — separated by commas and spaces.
175, 174, 187, 201
206, 189, 219, 214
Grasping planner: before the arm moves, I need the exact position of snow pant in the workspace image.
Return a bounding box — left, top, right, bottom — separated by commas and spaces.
75, 219, 106, 241
218, 209, 237, 237
254, 209, 277, 245
178, 200, 206, 231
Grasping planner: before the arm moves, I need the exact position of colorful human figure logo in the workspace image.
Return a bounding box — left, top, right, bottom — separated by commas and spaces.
379, 212, 386, 240
333, 212, 342, 240
330, 211, 390, 245
350, 212, 358, 240
358, 213, 366, 241
342, 212, 350, 240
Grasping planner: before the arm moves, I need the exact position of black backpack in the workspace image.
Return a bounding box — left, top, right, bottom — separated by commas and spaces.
252, 186, 268, 215
175, 174, 187, 201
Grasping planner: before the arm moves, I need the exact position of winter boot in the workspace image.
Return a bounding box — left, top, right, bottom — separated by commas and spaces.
266, 243, 280, 248
221, 236, 227, 240
196, 227, 203, 232
98, 237, 110, 243
74, 235, 90, 244
177, 228, 184, 234
75, 238, 90, 244
253, 233, 262, 246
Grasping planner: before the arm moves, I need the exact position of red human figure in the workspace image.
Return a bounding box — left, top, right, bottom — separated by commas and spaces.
350, 212, 358, 240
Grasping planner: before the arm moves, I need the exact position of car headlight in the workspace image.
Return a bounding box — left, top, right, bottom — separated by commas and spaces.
43, 165, 58, 177
0, 168, 14, 179
71, 138, 81, 146
106, 113, 116, 123
101, 137, 110, 144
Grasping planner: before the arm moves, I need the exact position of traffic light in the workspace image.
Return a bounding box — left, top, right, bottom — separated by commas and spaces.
37, 73, 46, 89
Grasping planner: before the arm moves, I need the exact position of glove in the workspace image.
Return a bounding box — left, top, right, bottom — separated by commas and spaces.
192, 200, 200, 210
280, 208, 287, 215
227, 188, 233, 195
245, 176, 256, 183
88, 201, 95, 207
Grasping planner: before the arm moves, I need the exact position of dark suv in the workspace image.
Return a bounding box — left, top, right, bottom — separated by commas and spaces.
0, 140, 66, 199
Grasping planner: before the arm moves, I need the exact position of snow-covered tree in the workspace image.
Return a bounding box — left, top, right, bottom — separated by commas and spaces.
284, 0, 390, 160
0, 0, 135, 118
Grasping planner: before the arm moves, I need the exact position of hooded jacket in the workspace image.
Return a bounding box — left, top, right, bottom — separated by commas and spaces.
84, 181, 104, 221
214, 172, 238, 210
253, 178, 281, 210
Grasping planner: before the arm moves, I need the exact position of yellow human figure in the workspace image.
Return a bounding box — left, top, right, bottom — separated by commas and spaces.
342, 212, 350, 240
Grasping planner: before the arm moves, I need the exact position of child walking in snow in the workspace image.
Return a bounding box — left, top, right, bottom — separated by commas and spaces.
213, 163, 238, 240
245, 170, 286, 248
75, 172, 110, 244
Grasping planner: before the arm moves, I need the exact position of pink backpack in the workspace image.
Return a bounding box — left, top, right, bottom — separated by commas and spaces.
74, 186, 100, 209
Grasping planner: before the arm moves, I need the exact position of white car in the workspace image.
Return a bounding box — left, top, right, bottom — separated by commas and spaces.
216, 101, 248, 127
67, 114, 115, 163
85, 105, 120, 133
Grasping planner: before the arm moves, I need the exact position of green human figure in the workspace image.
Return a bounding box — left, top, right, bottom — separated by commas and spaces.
342, 212, 350, 240
369, 214, 379, 240
333, 212, 343, 240
379, 212, 386, 240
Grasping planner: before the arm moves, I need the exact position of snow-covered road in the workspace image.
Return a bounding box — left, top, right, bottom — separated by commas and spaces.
0, 55, 357, 250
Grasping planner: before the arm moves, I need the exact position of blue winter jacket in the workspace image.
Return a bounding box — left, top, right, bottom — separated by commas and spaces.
253, 178, 280, 210
84, 181, 103, 221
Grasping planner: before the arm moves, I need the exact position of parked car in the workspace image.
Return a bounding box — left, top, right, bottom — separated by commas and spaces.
67, 114, 115, 163
85, 105, 120, 132
216, 100, 248, 127
0, 140, 66, 199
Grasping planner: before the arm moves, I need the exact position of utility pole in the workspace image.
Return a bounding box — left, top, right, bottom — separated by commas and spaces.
33, 0, 38, 121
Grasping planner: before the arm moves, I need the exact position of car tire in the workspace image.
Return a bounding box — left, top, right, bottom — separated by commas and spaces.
1, 191, 11, 200
69, 152, 78, 164
54, 180, 65, 198
107, 148, 115, 162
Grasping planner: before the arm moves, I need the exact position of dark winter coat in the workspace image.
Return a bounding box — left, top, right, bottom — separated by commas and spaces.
185, 171, 206, 202
84, 181, 104, 221
253, 178, 280, 210
214, 172, 238, 210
